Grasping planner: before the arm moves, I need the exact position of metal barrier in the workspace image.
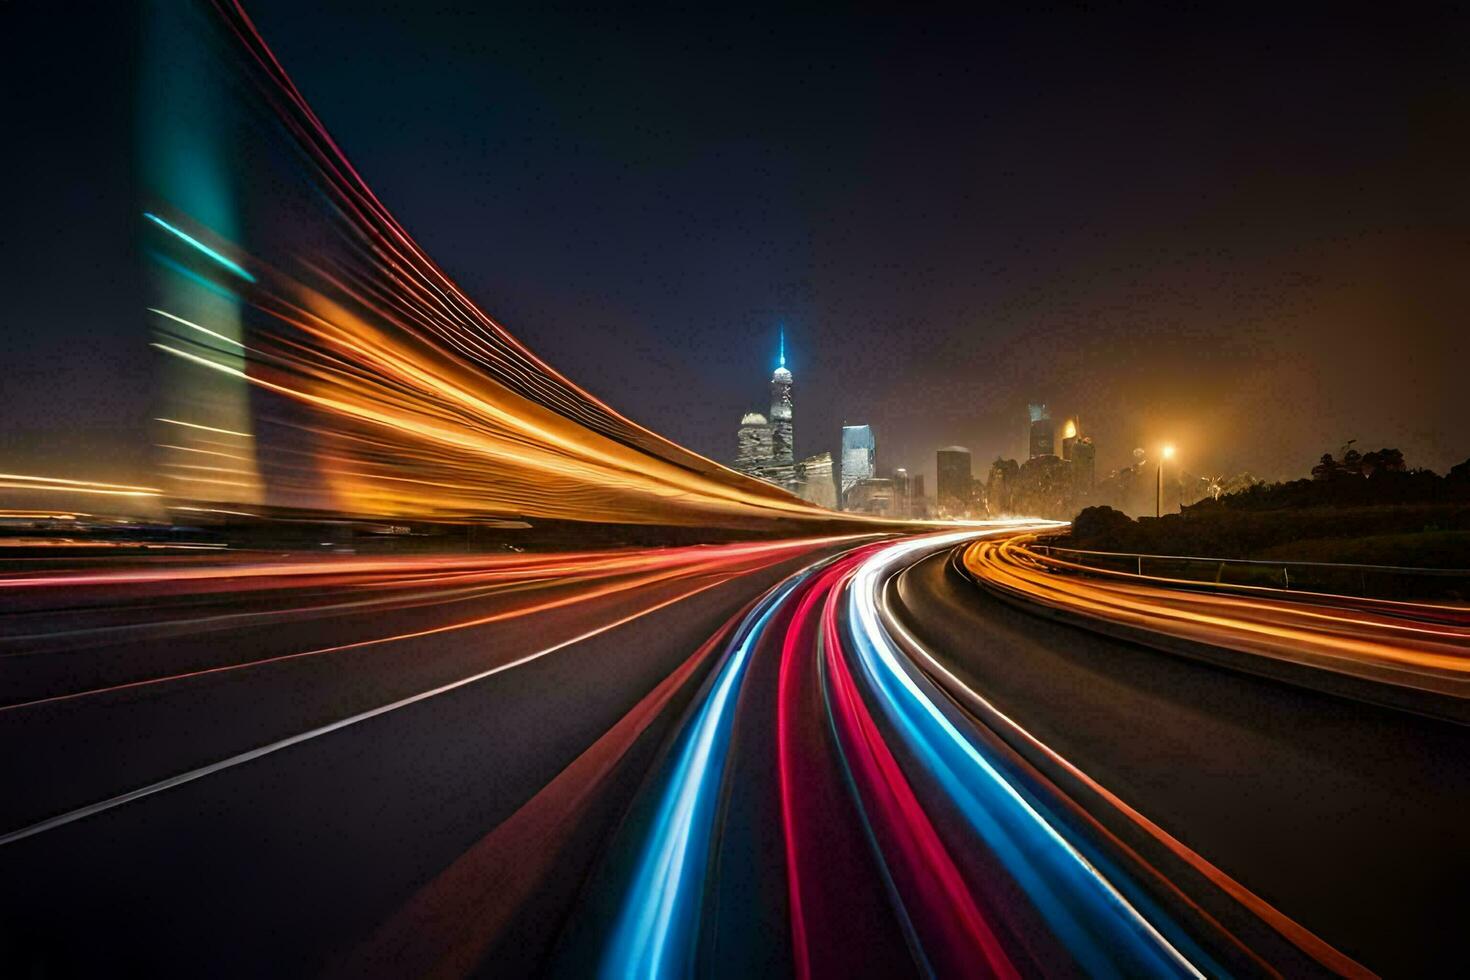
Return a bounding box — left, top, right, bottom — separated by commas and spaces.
1029, 544, 1470, 602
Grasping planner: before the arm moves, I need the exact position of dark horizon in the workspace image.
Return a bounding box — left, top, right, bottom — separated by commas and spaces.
4, 3, 1467, 497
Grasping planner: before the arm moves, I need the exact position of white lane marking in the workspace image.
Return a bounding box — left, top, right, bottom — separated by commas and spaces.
0, 574, 739, 848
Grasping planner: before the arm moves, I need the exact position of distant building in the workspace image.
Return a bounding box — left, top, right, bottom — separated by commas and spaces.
891, 467, 928, 519
1028, 403, 1054, 459
988, 457, 1019, 515
1060, 417, 1096, 491
1072, 437, 1096, 491
796, 452, 837, 509
893, 467, 916, 518
936, 446, 973, 515
846, 477, 894, 516
841, 425, 875, 506
1016, 453, 1070, 519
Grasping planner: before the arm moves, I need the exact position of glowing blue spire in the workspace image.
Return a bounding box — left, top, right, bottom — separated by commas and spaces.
778, 327, 786, 369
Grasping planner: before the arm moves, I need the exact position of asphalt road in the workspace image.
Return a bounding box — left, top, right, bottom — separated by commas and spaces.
0, 539, 860, 977
6, 532, 1465, 978
890, 548, 1470, 977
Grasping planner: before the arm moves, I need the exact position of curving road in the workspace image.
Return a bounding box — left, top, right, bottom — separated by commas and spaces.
3, 528, 1465, 977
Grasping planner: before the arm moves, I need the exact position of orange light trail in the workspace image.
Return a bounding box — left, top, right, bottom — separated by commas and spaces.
962, 535, 1470, 704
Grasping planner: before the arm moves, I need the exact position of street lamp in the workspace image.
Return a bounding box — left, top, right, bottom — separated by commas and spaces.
1157, 444, 1175, 518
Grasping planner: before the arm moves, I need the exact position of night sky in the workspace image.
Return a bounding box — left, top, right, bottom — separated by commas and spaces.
4, 3, 1468, 493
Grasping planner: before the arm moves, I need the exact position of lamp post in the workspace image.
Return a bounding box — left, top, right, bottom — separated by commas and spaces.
1157, 444, 1175, 518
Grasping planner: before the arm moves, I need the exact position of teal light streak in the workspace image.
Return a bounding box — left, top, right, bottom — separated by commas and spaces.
143, 212, 255, 282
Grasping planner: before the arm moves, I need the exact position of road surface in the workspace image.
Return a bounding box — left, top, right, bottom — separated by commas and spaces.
3, 528, 1464, 977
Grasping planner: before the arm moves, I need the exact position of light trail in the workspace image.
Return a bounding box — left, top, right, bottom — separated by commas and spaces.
841, 533, 1206, 977
562, 526, 1361, 977
143, 212, 256, 282
0, 538, 858, 710
0, 473, 161, 497
877, 550, 1372, 978
154, 417, 253, 439
963, 535, 1470, 703
340, 599, 760, 980
0, 556, 768, 849
597, 571, 812, 979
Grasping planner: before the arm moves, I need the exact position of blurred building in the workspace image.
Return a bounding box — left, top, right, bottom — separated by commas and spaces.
1061, 416, 1096, 491
841, 424, 876, 506
892, 467, 916, 518
1028, 403, 1054, 459
845, 477, 894, 516
795, 452, 837, 509
988, 457, 1019, 515
891, 467, 928, 519
936, 446, 974, 516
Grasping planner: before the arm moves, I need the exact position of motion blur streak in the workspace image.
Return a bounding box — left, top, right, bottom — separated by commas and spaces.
820, 558, 1021, 979
0, 537, 854, 711
963, 535, 1470, 701
874, 562, 1372, 979
339, 602, 758, 980
6, 526, 1411, 975
841, 534, 1203, 978
537, 526, 1379, 979
132, 1, 920, 528
597, 573, 810, 979
0, 537, 852, 848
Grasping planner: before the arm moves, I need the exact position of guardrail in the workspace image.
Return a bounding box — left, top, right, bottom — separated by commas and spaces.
1029, 544, 1470, 602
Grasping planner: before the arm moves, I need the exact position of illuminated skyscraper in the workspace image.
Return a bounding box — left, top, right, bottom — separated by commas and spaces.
733, 329, 797, 490
841, 424, 875, 504
768, 329, 796, 486
1028, 403, 1054, 459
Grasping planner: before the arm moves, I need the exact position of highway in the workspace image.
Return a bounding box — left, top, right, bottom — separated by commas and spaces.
3, 528, 1465, 977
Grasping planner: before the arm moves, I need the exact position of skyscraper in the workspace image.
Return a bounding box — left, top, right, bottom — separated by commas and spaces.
1028, 403, 1054, 459
767, 329, 796, 487
840, 424, 875, 504
936, 446, 973, 515
733, 329, 798, 491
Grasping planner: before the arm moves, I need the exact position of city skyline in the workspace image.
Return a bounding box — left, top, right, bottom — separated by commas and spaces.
7, 4, 1468, 501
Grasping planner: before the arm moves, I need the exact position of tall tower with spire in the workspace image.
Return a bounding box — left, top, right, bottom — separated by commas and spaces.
768, 328, 795, 485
